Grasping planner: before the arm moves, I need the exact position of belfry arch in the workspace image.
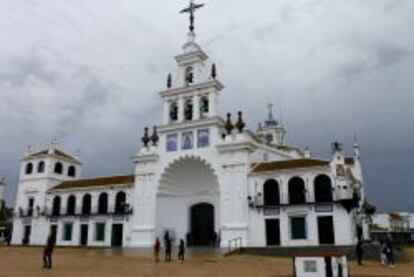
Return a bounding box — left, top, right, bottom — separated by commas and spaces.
155, 156, 220, 246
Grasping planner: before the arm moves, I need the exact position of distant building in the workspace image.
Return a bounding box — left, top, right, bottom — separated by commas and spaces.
371, 213, 414, 244
0, 178, 8, 242
11, 3, 370, 249
0, 178, 4, 211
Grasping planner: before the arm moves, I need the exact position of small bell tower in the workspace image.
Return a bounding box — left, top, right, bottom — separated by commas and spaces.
256, 103, 286, 146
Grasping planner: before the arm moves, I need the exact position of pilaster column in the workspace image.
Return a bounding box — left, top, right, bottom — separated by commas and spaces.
178, 96, 184, 122
193, 94, 200, 120
163, 100, 170, 124
209, 93, 217, 117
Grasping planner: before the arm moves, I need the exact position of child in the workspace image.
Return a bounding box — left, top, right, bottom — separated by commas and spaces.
153, 237, 161, 263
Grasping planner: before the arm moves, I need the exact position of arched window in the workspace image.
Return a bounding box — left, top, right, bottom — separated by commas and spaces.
37, 161, 45, 173
98, 193, 108, 214
185, 66, 194, 84
67, 166, 76, 177
54, 162, 63, 174
200, 96, 209, 118
288, 177, 306, 204
52, 196, 61, 216
169, 101, 178, 122
263, 179, 280, 206
184, 98, 193, 121
81, 194, 92, 215
115, 191, 126, 214
66, 195, 76, 215
25, 162, 33, 175
314, 174, 333, 203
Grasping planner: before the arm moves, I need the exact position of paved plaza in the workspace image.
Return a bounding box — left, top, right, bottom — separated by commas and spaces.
0, 246, 413, 277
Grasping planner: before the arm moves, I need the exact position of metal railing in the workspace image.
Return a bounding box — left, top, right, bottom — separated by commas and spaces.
46, 209, 133, 218
227, 237, 243, 253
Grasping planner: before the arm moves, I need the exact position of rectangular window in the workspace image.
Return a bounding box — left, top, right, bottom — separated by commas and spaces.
63, 223, 73, 241
95, 223, 105, 242
166, 133, 178, 152
304, 260, 317, 272
291, 217, 307, 240
197, 129, 210, 148
181, 131, 194, 150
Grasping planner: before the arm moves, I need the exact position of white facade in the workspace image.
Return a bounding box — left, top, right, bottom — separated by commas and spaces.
11, 20, 367, 249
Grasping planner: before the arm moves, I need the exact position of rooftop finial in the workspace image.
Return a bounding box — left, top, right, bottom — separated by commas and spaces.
264, 102, 278, 126
267, 103, 274, 120
180, 0, 205, 34
353, 134, 360, 158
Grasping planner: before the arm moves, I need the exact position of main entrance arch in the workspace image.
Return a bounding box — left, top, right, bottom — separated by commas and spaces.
156, 156, 219, 247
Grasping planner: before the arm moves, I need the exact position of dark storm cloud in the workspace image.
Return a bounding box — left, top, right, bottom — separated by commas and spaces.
375, 43, 410, 68
1, 0, 414, 213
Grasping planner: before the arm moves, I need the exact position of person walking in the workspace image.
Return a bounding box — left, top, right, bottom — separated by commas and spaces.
165, 238, 172, 262
153, 237, 161, 263
356, 241, 363, 266
386, 238, 395, 267
380, 241, 388, 266
178, 239, 185, 262
164, 231, 170, 247
42, 235, 55, 269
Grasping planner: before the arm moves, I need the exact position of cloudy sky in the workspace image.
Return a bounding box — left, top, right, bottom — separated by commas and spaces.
1, 0, 413, 211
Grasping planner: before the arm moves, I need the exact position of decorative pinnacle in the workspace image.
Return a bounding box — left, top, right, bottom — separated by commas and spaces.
180, 0, 205, 33
141, 127, 150, 147
211, 63, 217, 79
235, 111, 246, 133
224, 113, 234, 135
167, 73, 172, 88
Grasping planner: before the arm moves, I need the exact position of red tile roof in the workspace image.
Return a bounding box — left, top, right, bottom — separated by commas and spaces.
252, 158, 329, 173
50, 175, 134, 191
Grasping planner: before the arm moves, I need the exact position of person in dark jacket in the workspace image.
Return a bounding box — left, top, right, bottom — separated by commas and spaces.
178, 239, 185, 262
43, 235, 55, 269
165, 238, 172, 262
386, 238, 395, 267
356, 241, 363, 266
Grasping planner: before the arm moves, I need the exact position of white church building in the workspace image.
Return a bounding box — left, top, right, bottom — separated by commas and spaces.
11, 3, 368, 249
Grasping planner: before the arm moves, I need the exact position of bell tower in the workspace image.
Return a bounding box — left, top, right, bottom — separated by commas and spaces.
257, 103, 286, 146
160, 1, 223, 126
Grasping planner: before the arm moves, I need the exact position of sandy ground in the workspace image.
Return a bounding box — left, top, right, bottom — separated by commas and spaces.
0, 246, 413, 277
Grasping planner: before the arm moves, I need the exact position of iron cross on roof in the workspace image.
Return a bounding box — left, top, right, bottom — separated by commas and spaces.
180, 0, 205, 32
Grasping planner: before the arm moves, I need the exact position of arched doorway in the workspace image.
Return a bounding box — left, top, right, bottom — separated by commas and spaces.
190, 203, 214, 246
156, 156, 219, 247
